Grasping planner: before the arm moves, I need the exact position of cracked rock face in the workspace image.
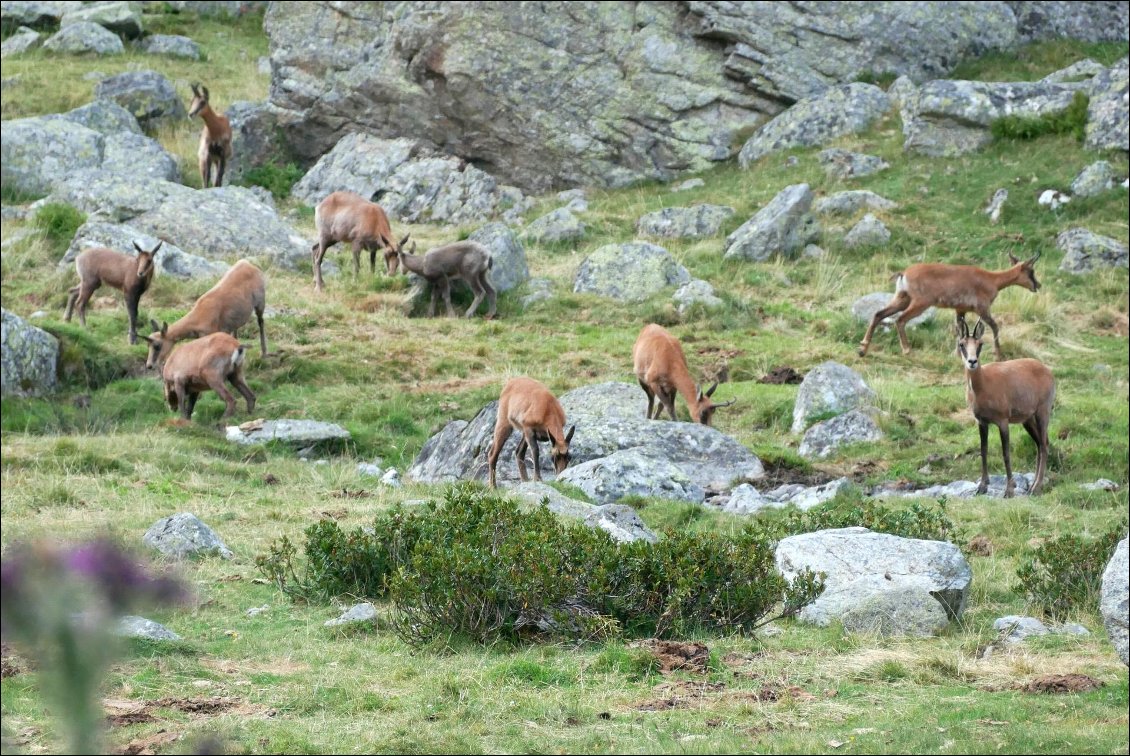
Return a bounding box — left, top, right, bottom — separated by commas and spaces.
1, 308, 58, 398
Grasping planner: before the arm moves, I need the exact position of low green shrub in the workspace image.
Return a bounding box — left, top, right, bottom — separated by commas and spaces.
774, 492, 958, 543
33, 203, 87, 247
243, 162, 304, 199
1016, 525, 1126, 619
990, 91, 1089, 142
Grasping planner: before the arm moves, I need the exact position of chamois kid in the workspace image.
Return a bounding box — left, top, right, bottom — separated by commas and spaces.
487, 377, 575, 488
64, 241, 160, 344
398, 240, 497, 319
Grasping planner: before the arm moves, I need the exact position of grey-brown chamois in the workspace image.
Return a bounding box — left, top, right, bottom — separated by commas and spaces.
397, 240, 497, 318
64, 241, 160, 345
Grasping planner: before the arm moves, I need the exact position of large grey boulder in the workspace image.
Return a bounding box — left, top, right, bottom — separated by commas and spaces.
1, 1, 70, 32
1101, 537, 1129, 666
42, 20, 123, 55
852, 292, 935, 329
775, 527, 972, 630
574, 242, 690, 302
63, 221, 229, 280
1085, 58, 1129, 152
814, 190, 897, 216
143, 512, 233, 559
843, 214, 891, 248
225, 419, 351, 446
798, 409, 883, 460
819, 148, 890, 180
1, 25, 40, 57
290, 132, 414, 204
467, 223, 528, 293
57, 98, 141, 135
791, 361, 876, 433
61, 1, 142, 39
672, 278, 723, 314
1071, 160, 1118, 197
116, 616, 181, 641
1, 118, 104, 197
901, 79, 1083, 156
723, 184, 819, 262
260, 3, 1127, 191
408, 381, 763, 497
506, 482, 658, 543
558, 448, 706, 505
102, 132, 181, 182
224, 101, 293, 186
138, 33, 201, 60
523, 208, 586, 244
44, 171, 192, 223
721, 477, 851, 515
94, 70, 187, 130
840, 586, 952, 637
738, 84, 890, 167
1, 308, 58, 398
636, 204, 735, 239
1057, 228, 1129, 273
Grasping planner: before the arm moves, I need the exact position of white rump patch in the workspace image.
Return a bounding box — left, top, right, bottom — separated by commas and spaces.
231, 346, 245, 370
894, 274, 907, 294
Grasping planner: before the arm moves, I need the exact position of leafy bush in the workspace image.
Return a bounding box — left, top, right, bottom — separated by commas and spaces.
1016, 525, 1126, 619
774, 493, 958, 543
243, 162, 304, 199
258, 485, 825, 646
33, 203, 87, 246
990, 91, 1089, 142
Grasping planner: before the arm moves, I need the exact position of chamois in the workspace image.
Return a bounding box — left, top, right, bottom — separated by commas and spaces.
957, 318, 1055, 497
161, 332, 255, 421
311, 190, 408, 291
188, 83, 232, 188
859, 253, 1042, 359
632, 324, 734, 426
397, 240, 497, 319
487, 377, 575, 488
64, 241, 160, 345
143, 260, 267, 369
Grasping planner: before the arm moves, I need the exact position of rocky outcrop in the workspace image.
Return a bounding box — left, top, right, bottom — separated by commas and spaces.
43, 172, 192, 223
720, 478, 851, 515
672, 279, 723, 314
225, 419, 351, 446
93, 70, 187, 130
798, 409, 883, 460
61, 1, 142, 39
1071, 160, 1119, 197
2, 117, 105, 196
1, 25, 40, 57
57, 98, 141, 135
636, 204, 734, 239
559, 448, 705, 505
143, 512, 233, 559
524, 208, 586, 244
723, 184, 819, 262
843, 214, 891, 248
42, 20, 123, 54
814, 190, 897, 216
138, 33, 201, 60
1, 308, 58, 398
791, 361, 876, 433
1084, 57, 1129, 152
573, 242, 690, 301
1, 2, 70, 32
466, 223, 528, 293
819, 148, 890, 180
1057, 228, 1129, 273
63, 221, 229, 281
1101, 537, 1129, 666
775, 527, 972, 633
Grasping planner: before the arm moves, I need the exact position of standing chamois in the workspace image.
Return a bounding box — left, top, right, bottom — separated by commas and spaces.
188, 83, 232, 188
64, 241, 160, 344
859, 252, 1042, 359
487, 377, 575, 488
311, 190, 408, 291
632, 324, 734, 426
162, 332, 256, 421
397, 240, 497, 318
957, 318, 1055, 497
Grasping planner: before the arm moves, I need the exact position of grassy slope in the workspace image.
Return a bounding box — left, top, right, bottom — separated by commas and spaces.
1, 11, 1128, 754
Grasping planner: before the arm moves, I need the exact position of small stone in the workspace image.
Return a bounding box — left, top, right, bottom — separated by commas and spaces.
673, 178, 705, 192
843, 214, 891, 248
324, 602, 378, 627
380, 468, 401, 488
1070, 161, 1118, 198
984, 188, 1007, 225
1037, 189, 1071, 210
246, 605, 270, 617
357, 462, 384, 478
116, 615, 181, 641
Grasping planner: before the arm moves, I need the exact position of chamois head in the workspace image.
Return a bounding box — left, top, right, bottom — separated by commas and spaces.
384, 234, 411, 276
694, 382, 735, 426
133, 240, 161, 280
188, 83, 210, 117
142, 319, 173, 369
1007, 251, 1042, 292
550, 425, 576, 475
956, 318, 986, 371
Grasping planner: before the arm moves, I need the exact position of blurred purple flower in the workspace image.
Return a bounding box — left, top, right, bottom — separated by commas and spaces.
64, 538, 188, 610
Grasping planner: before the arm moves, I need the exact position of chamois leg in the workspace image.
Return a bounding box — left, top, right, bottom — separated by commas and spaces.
998, 423, 1014, 498
255, 307, 268, 357
895, 301, 931, 355
427, 281, 439, 318
185, 392, 200, 420
659, 388, 678, 421
350, 241, 360, 276
75, 280, 99, 327
230, 370, 256, 414
525, 429, 543, 482
1023, 414, 1049, 495
514, 436, 530, 482
64, 286, 80, 322
313, 240, 331, 292
369, 243, 378, 274
440, 278, 457, 318
165, 380, 180, 412
199, 156, 211, 189
204, 372, 239, 420
487, 423, 513, 488
859, 291, 910, 356
464, 276, 486, 319
215, 156, 226, 188
125, 290, 141, 345
979, 310, 1003, 360
976, 421, 990, 495
638, 379, 656, 420
176, 379, 192, 420
480, 271, 497, 320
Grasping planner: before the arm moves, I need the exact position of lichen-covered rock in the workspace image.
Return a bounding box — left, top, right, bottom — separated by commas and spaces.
585, 504, 658, 544
852, 292, 935, 330
467, 223, 528, 293
1, 308, 58, 397
1, 24, 40, 57
1071, 160, 1118, 197
792, 361, 876, 433
138, 33, 201, 59
721, 478, 852, 515
874, 472, 1037, 499
1101, 537, 1129, 666
985, 188, 1008, 224
101, 131, 181, 182
63, 221, 229, 280
324, 603, 377, 627
574, 242, 690, 301
798, 409, 884, 460
116, 616, 181, 641
224, 100, 292, 186
61, 1, 142, 39
57, 98, 142, 135
672, 278, 723, 314
775, 527, 972, 629
558, 448, 706, 505
521, 277, 554, 308
94, 70, 187, 130
1, 117, 105, 196
1057, 228, 1129, 273
507, 481, 594, 520
814, 190, 897, 216
723, 183, 819, 261
143, 512, 233, 559
225, 419, 351, 446
1041, 58, 1108, 84
289, 132, 414, 205
1084, 57, 1129, 152
840, 586, 952, 637
993, 615, 1051, 643
636, 204, 734, 239
42, 20, 123, 55
739, 84, 891, 167
1, 1, 70, 32
524, 208, 586, 244
843, 213, 891, 248
819, 148, 890, 180
44, 171, 193, 223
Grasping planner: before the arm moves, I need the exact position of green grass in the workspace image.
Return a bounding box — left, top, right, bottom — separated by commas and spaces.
2, 24, 1129, 756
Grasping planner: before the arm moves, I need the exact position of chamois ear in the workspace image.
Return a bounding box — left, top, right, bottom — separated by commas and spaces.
704, 382, 718, 398
564, 425, 575, 444
150, 318, 161, 333
160, 321, 169, 336
972, 319, 986, 340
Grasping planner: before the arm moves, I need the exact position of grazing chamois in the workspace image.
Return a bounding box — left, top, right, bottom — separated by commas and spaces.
632, 324, 734, 426
487, 377, 575, 488
64, 241, 160, 345
143, 260, 267, 369
398, 240, 497, 319
161, 332, 255, 421
859, 252, 1042, 359
188, 83, 232, 188
311, 190, 408, 291
957, 318, 1055, 497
